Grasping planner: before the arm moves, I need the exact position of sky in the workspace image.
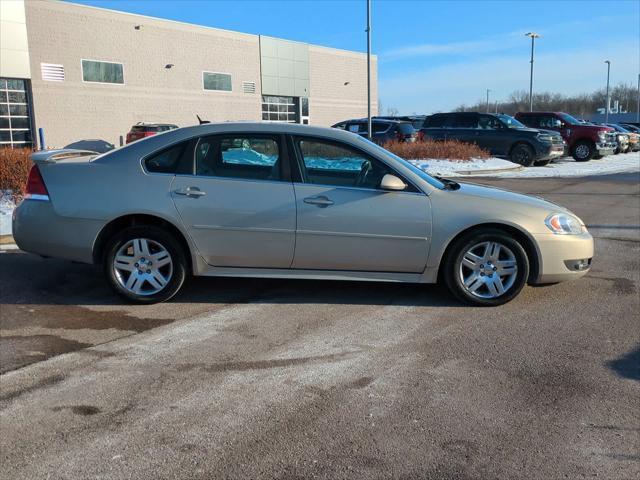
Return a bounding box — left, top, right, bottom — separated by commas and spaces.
71, 0, 640, 115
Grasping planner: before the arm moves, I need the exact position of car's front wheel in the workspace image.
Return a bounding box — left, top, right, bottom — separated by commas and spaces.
104, 226, 187, 303
509, 144, 536, 167
572, 141, 594, 161
443, 229, 529, 306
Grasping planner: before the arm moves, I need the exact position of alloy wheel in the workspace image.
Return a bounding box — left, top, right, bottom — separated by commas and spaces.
458, 241, 518, 299
113, 238, 173, 296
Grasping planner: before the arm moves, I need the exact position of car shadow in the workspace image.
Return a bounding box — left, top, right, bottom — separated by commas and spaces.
0, 251, 464, 309
607, 345, 640, 381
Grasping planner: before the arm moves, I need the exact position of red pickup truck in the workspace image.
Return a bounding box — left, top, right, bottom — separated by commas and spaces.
515, 111, 616, 161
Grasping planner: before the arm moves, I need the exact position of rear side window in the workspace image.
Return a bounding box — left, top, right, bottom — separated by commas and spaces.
195, 135, 281, 181
372, 123, 390, 133
424, 114, 448, 128
144, 141, 192, 174
452, 114, 478, 128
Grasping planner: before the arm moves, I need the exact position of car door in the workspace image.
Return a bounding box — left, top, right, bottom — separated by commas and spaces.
448, 113, 479, 145
420, 114, 449, 141
171, 133, 296, 268
291, 136, 431, 273
477, 114, 509, 155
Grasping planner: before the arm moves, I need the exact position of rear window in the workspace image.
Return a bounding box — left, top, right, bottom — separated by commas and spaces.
397, 123, 415, 134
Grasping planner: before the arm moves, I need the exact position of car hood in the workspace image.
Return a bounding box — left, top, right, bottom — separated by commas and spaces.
454, 181, 569, 213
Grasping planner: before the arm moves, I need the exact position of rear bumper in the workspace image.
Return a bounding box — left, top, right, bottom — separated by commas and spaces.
530, 231, 594, 284
12, 199, 102, 264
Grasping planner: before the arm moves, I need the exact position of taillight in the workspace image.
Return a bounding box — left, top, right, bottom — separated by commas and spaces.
25, 165, 50, 200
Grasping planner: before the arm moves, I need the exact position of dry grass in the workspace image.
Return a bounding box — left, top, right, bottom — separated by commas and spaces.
0, 148, 33, 196
383, 140, 490, 161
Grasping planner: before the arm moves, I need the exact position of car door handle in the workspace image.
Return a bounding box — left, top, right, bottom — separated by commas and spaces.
303, 195, 334, 207
174, 187, 206, 197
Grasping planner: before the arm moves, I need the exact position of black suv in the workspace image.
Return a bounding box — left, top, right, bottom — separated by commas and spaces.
420, 112, 565, 166
332, 119, 419, 144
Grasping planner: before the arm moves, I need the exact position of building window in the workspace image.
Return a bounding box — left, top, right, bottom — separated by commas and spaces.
0, 78, 32, 148
82, 59, 124, 84
261, 96, 299, 123
203, 72, 232, 92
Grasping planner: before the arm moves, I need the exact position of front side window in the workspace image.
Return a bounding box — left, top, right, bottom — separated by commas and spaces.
82, 60, 124, 84
203, 72, 232, 92
196, 135, 281, 181
297, 138, 402, 190
478, 115, 503, 130
144, 141, 191, 174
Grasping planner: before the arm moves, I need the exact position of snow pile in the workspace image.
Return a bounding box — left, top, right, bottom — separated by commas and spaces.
408, 157, 517, 176
0, 190, 17, 236
409, 151, 640, 178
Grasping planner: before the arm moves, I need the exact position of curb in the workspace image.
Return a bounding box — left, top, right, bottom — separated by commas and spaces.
0, 234, 15, 245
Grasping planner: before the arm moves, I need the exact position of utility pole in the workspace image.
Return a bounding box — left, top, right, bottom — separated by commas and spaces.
604, 60, 611, 124
525, 32, 540, 112
366, 0, 372, 139
485, 89, 491, 113
636, 73, 639, 123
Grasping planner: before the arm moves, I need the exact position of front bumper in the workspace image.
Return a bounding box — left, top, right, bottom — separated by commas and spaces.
530, 231, 594, 284
596, 142, 616, 156
537, 143, 566, 160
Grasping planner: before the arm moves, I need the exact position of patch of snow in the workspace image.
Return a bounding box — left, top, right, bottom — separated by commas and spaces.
408, 151, 640, 178
0, 190, 17, 236
408, 157, 517, 176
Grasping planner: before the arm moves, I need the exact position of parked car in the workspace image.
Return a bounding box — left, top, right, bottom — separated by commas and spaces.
514, 112, 616, 161
125, 123, 178, 144
13, 123, 593, 307
607, 124, 638, 152
374, 115, 427, 129
332, 119, 419, 144
620, 123, 640, 133
419, 112, 565, 166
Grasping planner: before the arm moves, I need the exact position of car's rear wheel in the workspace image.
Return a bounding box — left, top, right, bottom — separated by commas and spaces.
104, 226, 187, 304
510, 144, 536, 167
443, 229, 529, 306
572, 141, 594, 161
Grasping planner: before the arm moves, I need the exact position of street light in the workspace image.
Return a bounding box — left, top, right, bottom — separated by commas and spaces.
604, 60, 611, 124
366, 0, 372, 139
486, 89, 491, 113
525, 32, 540, 112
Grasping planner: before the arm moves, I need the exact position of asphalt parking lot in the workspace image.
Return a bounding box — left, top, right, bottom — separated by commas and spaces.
1, 172, 638, 479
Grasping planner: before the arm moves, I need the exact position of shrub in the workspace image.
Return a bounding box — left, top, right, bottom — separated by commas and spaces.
382, 139, 490, 161
0, 147, 33, 196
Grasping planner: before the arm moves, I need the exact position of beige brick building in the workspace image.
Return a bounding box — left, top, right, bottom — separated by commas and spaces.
0, 0, 377, 149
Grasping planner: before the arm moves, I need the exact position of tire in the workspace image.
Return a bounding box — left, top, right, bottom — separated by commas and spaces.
534, 159, 551, 167
104, 225, 187, 304
509, 144, 536, 167
572, 140, 594, 162
443, 229, 530, 306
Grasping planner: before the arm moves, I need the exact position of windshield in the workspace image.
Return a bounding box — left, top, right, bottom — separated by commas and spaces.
496, 114, 527, 129
354, 136, 446, 190
558, 112, 581, 125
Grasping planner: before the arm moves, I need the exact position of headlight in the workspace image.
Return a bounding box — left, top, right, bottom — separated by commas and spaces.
545, 213, 584, 235
598, 131, 606, 141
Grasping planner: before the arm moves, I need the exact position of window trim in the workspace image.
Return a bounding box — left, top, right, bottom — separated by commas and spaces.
202, 71, 233, 93
81, 58, 125, 85
290, 134, 422, 194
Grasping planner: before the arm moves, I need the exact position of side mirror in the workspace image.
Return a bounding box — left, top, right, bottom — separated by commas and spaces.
380, 174, 406, 191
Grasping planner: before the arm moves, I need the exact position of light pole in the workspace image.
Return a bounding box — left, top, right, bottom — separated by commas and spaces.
636, 73, 640, 123
525, 32, 540, 112
366, 0, 372, 139
604, 60, 611, 124
485, 89, 491, 113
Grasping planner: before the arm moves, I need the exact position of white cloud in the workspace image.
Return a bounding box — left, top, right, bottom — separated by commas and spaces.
379, 42, 640, 114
